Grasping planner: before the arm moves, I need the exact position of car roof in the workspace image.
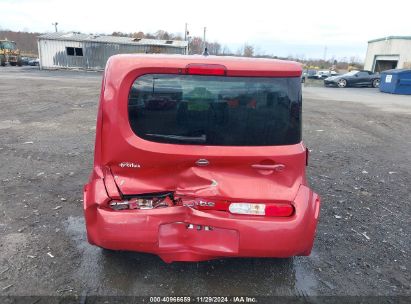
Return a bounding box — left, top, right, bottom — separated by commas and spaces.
106, 54, 302, 77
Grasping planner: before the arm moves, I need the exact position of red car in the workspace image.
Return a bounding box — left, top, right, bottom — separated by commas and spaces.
84, 54, 320, 263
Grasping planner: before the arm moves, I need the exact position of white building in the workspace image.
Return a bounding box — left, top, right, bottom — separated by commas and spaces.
38, 32, 188, 70
364, 36, 411, 72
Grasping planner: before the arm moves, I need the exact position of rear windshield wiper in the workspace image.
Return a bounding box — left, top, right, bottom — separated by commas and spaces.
145, 134, 206, 143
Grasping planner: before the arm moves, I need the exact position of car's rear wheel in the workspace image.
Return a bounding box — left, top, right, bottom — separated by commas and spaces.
372, 79, 380, 88
337, 79, 347, 88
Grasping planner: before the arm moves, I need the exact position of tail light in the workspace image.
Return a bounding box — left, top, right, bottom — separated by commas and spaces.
229, 203, 294, 217
265, 204, 294, 217
229, 203, 265, 215
186, 64, 227, 76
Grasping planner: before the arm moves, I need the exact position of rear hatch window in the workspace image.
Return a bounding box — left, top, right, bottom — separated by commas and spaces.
128, 74, 301, 146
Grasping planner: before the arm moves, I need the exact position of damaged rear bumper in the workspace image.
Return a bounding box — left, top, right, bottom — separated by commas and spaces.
84, 180, 320, 263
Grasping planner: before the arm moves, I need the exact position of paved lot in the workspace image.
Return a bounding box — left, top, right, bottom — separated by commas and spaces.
0, 67, 410, 298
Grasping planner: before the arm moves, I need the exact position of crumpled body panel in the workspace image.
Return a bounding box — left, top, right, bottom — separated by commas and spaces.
84, 177, 320, 262
109, 145, 306, 203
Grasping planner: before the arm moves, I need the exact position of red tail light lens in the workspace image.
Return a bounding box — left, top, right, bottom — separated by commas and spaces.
265, 204, 294, 217
186, 64, 227, 76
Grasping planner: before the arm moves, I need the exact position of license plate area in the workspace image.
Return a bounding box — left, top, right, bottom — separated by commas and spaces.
159, 222, 239, 254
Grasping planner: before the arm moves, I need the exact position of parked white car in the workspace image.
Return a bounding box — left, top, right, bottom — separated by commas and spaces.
316, 70, 338, 79
315, 70, 338, 79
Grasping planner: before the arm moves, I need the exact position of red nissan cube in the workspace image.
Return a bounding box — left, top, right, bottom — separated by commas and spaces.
84, 54, 320, 263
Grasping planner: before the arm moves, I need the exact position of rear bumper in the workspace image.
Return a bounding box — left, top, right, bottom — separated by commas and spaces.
84, 180, 320, 262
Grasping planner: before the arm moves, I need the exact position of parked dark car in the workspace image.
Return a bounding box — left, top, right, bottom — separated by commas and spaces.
28, 58, 39, 66
324, 70, 380, 88
20, 57, 30, 65
305, 69, 318, 79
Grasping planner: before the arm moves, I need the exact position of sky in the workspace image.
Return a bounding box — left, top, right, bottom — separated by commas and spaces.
1, 0, 410, 60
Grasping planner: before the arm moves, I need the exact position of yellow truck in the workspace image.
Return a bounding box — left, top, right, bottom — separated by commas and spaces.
0, 40, 22, 66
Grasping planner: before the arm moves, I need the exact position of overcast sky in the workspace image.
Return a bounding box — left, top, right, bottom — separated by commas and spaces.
1, 0, 410, 60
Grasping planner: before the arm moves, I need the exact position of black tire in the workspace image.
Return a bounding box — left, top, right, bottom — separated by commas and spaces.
337, 79, 347, 88
10, 62, 17, 66
101, 248, 116, 255
372, 79, 380, 88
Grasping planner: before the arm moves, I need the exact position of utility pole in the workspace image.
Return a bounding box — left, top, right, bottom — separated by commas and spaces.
184, 23, 189, 55
52, 22, 58, 32
203, 27, 207, 50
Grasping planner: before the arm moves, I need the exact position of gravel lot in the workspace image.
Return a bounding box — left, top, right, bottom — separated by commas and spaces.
0, 67, 410, 299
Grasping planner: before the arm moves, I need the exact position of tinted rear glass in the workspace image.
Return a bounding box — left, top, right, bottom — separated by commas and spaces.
128, 74, 301, 146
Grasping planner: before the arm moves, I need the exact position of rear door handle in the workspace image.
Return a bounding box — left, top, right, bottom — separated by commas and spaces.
251, 164, 285, 171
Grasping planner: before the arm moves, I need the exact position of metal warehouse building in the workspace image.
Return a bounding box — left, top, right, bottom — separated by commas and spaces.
364, 36, 411, 73
37, 32, 188, 70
